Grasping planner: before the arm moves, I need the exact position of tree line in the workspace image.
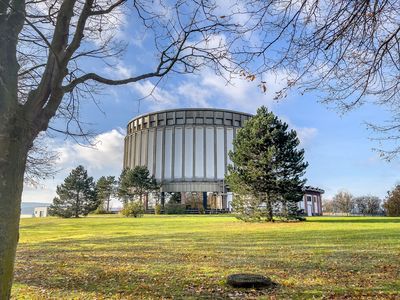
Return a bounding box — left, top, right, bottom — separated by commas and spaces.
323, 188, 400, 217
48, 165, 159, 218
49, 106, 310, 222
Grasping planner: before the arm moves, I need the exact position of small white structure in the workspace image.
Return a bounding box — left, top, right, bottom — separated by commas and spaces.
298, 186, 324, 216
34, 207, 48, 217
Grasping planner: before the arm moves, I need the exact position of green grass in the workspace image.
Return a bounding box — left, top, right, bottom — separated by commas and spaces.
12, 215, 400, 299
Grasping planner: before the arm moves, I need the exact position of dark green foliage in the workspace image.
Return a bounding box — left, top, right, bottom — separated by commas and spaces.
165, 203, 186, 214
118, 166, 159, 204
121, 201, 144, 218
168, 192, 181, 204
384, 185, 400, 217
285, 197, 306, 221
227, 106, 308, 222
96, 176, 116, 213
48, 166, 98, 218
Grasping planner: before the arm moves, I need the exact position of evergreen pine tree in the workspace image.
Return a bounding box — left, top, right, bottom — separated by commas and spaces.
96, 176, 116, 212
227, 106, 308, 221
118, 166, 159, 205
48, 166, 98, 218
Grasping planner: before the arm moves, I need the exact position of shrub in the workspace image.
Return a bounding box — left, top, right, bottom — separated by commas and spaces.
198, 206, 205, 214
93, 206, 109, 214
165, 203, 186, 214
154, 204, 162, 215
121, 201, 144, 218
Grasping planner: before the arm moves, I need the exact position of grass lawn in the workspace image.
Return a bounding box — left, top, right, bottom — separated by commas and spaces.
11, 215, 400, 299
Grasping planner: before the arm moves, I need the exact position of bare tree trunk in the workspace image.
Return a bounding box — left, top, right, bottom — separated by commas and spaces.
0, 6, 30, 295
0, 118, 30, 299
75, 192, 80, 218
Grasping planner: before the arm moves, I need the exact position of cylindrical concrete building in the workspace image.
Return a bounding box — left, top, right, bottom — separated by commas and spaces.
123, 108, 252, 209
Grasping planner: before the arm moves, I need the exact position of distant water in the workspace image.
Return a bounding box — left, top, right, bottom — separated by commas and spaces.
21, 202, 50, 215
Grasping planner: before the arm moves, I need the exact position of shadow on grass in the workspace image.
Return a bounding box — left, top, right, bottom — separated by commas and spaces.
14, 226, 400, 298
307, 217, 400, 223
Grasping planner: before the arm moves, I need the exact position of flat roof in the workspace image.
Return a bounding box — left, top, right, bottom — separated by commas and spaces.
128, 108, 254, 124
303, 186, 325, 194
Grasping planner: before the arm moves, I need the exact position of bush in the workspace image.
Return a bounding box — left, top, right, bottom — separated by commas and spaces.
165, 203, 186, 214
154, 204, 162, 215
121, 201, 144, 218
93, 206, 110, 214
198, 206, 205, 214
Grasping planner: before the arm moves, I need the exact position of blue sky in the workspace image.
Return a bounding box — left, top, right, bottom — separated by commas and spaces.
22, 3, 400, 204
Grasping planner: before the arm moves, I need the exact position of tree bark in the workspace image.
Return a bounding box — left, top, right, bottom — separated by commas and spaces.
265, 194, 274, 222
0, 116, 30, 299
75, 191, 80, 218
0, 4, 31, 296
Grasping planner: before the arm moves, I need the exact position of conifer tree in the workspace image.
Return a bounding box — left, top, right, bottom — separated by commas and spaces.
96, 176, 117, 212
48, 166, 98, 218
227, 106, 308, 221
118, 166, 159, 205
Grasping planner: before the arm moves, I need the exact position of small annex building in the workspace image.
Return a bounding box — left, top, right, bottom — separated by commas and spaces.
34, 206, 48, 217
298, 186, 324, 216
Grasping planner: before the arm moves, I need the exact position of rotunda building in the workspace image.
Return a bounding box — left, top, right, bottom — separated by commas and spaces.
123, 108, 252, 210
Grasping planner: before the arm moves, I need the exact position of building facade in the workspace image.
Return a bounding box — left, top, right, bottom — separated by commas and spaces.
123, 108, 252, 209
34, 207, 48, 217
123, 108, 324, 213
298, 186, 324, 216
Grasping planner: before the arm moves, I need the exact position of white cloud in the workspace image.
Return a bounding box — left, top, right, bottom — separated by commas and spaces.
131, 70, 278, 114
57, 128, 125, 174
176, 69, 289, 114
177, 82, 211, 107
295, 127, 318, 147
105, 61, 134, 79
132, 80, 178, 111
22, 129, 125, 203
275, 115, 318, 147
